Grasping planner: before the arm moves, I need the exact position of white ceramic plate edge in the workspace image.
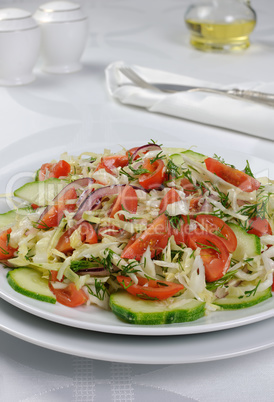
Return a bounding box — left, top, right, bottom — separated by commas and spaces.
0, 297, 274, 364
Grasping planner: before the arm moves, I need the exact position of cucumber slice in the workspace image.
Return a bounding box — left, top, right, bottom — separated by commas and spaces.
214, 287, 272, 309
0, 207, 43, 229
181, 150, 207, 163
14, 178, 68, 206
170, 149, 206, 166
34, 169, 40, 181
109, 291, 206, 325
228, 223, 261, 261
7, 267, 56, 304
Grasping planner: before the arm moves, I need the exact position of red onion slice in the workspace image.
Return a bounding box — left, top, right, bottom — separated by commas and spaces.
74, 184, 125, 221
131, 143, 162, 160
38, 178, 93, 224
77, 267, 109, 276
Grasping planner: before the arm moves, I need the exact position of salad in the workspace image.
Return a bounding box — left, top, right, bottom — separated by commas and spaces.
1, 142, 273, 325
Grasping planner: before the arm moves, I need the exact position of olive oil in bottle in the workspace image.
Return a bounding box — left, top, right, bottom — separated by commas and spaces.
184, 1, 256, 52
185, 19, 256, 51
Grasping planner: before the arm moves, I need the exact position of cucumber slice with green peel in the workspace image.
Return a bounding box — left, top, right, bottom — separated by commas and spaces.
109, 291, 206, 325
14, 178, 68, 206
0, 207, 43, 229
181, 150, 207, 163
214, 287, 272, 309
7, 267, 56, 304
228, 223, 261, 261
170, 150, 206, 166
34, 169, 40, 181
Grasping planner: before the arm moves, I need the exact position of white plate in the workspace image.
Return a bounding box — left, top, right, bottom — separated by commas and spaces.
0, 137, 273, 336
0, 297, 273, 364
0, 266, 274, 336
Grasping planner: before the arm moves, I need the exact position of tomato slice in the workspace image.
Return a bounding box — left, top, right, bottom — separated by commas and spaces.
196, 214, 237, 253
121, 214, 170, 261
80, 221, 98, 244
159, 188, 180, 214
49, 282, 88, 307
52, 160, 71, 178
55, 227, 75, 254
0, 228, 17, 259
117, 275, 184, 301
56, 221, 98, 254
247, 217, 272, 237
138, 159, 165, 190
50, 270, 64, 282
204, 157, 260, 193
109, 185, 138, 220
95, 155, 129, 175
187, 230, 230, 282
37, 187, 77, 229
39, 160, 71, 181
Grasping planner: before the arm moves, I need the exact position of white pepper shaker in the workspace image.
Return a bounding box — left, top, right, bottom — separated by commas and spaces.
33, 1, 88, 74
0, 8, 40, 86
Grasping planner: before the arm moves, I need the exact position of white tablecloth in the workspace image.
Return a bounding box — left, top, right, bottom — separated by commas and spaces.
0, 0, 273, 401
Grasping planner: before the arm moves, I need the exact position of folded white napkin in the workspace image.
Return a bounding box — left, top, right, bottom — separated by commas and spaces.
105, 61, 274, 141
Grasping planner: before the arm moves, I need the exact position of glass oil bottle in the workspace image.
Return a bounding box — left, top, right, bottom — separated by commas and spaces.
184, 0, 256, 51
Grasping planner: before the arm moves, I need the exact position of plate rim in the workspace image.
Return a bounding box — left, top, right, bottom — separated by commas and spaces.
0, 297, 274, 364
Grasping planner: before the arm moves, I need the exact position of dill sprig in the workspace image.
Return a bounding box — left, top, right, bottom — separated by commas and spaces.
87, 280, 108, 301
166, 159, 181, 179
165, 212, 183, 230
213, 154, 235, 169
196, 241, 221, 254
150, 151, 165, 164
239, 190, 272, 221
238, 280, 261, 299
206, 269, 238, 291
244, 160, 255, 178
120, 260, 140, 275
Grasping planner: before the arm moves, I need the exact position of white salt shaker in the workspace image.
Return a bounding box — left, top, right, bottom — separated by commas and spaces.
0, 8, 40, 86
33, 1, 88, 74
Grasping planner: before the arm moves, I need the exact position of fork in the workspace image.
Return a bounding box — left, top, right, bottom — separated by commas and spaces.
119, 66, 274, 107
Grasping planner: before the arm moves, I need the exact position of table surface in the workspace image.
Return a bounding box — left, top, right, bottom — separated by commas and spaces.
0, 0, 274, 401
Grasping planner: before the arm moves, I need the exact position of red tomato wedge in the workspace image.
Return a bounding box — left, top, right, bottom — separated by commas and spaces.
159, 188, 180, 214
138, 159, 165, 190
49, 282, 88, 307
50, 270, 63, 282
187, 231, 230, 282
109, 185, 138, 220
95, 155, 129, 175
196, 214, 237, 253
37, 187, 77, 229
247, 217, 272, 237
117, 275, 184, 301
80, 221, 98, 244
56, 221, 98, 254
121, 214, 170, 261
39, 160, 71, 181
204, 157, 260, 192
0, 228, 17, 259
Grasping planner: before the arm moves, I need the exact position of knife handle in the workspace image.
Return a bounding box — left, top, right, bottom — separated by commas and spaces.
227, 88, 274, 105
